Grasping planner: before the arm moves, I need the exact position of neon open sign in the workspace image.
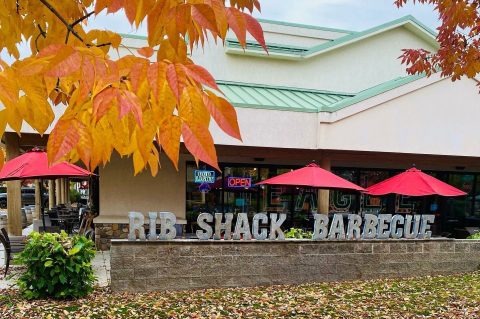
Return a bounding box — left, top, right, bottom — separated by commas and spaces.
227, 177, 252, 188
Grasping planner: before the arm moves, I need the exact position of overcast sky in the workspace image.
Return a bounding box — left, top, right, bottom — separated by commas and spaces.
1, 1, 440, 62
86, 0, 440, 35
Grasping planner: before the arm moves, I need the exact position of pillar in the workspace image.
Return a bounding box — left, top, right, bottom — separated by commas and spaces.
59, 178, 65, 204
5, 133, 22, 235
55, 179, 61, 205
65, 178, 70, 205
48, 180, 55, 209
318, 157, 331, 215
34, 179, 41, 220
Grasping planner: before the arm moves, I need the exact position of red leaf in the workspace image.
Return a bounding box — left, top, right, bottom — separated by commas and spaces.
117, 89, 143, 127
93, 87, 118, 121
244, 13, 267, 51
184, 64, 220, 91
226, 8, 247, 47
191, 4, 219, 35
166, 63, 186, 101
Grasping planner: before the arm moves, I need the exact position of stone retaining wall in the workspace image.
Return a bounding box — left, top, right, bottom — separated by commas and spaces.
95, 223, 129, 251
110, 239, 480, 292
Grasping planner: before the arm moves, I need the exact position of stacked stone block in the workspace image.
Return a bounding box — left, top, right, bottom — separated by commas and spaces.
110, 239, 480, 292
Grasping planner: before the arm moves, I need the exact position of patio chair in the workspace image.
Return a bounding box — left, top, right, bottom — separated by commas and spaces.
0, 228, 26, 276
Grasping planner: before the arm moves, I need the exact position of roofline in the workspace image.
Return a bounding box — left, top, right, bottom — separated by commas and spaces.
303, 15, 438, 58
226, 15, 439, 60
324, 73, 427, 112
319, 73, 448, 123
216, 80, 353, 96
119, 33, 147, 40
256, 18, 356, 34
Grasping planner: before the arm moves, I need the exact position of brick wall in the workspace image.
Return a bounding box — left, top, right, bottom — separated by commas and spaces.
110, 239, 480, 292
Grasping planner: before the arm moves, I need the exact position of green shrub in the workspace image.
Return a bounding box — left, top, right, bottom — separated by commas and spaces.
16, 231, 96, 299
467, 232, 480, 239
285, 228, 313, 239
69, 188, 82, 203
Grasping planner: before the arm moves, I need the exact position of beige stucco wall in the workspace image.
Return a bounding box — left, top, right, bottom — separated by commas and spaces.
98, 153, 186, 220
319, 78, 480, 157
191, 27, 437, 93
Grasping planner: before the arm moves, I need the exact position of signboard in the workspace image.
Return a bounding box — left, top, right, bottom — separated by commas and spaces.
227, 177, 252, 188
129, 212, 436, 241
194, 170, 216, 184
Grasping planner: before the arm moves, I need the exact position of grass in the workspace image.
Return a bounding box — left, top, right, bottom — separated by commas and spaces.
1, 272, 480, 318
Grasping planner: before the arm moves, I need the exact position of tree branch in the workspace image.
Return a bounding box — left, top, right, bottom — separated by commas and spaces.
38, 0, 85, 44
34, 25, 47, 53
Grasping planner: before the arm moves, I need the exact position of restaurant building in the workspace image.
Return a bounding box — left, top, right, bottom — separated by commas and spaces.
8, 16, 480, 247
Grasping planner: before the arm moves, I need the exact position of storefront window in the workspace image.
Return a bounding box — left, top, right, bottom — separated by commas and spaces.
359, 170, 390, 215
186, 163, 317, 231
445, 174, 474, 220
330, 169, 358, 213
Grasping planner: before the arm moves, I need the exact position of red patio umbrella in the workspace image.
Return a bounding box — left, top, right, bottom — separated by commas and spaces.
0, 149, 93, 181
256, 163, 365, 191
366, 167, 467, 197
0, 148, 94, 230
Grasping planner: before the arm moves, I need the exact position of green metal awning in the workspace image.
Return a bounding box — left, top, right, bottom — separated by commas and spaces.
217, 81, 353, 113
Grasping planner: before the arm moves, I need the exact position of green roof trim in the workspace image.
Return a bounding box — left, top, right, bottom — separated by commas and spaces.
217, 73, 428, 114
216, 81, 353, 113
304, 15, 437, 57
325, 73, 427, 112
119, 33, 148, 40
225, 39, 308, 55
257, 18, 355, 34
226, 15, 438, 59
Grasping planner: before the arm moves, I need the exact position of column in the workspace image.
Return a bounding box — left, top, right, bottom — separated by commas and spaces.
65, 178, 70, 205
34, 179, 41, 220
317, 157, 331, 215
48, 180, 55, 209
55, 179, 61, 205
5, 133, 22, 235
59, 178, 65, 204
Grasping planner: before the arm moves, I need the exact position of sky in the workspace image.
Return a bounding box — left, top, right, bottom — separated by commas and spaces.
0, 0, 440, 62
84, 0, 440, 35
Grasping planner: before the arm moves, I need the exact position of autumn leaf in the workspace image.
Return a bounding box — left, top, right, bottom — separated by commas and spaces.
47, 118, 83, 163
204, 92, 242, 140
137, 47, 154, 58
93, 87, 118, 122
0, 0, 265, 174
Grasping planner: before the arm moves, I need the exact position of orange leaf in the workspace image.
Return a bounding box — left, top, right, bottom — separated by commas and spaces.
117, 89, 143, 127
203, 92, 241, 140
226, 8, 247, 47
45, 48, 82, 77
191, 4, 219, 35
184, 64, 220, 91
166, 63, 186, 101
181, 122, 219, 171
158, 115, 182, 170
93, 87, 118, 121
138, 47, 154, 58
47, 118, 82, 163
